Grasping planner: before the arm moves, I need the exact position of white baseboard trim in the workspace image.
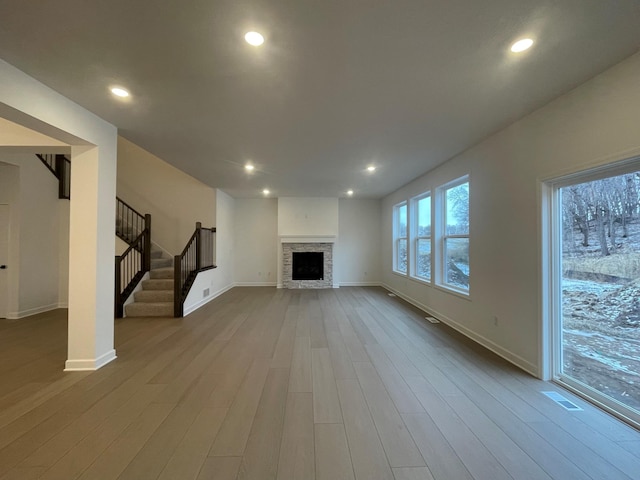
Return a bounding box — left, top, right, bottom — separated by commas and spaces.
57, 302, 68, 309
339, 282, 382, 287
7, 303, 60, 319
183, 283, 234, 317
64, 349, 117, 371
234, 282, 277, 287
381, 283, 539, 377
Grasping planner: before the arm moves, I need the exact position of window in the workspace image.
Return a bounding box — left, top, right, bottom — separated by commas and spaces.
411, 193, 431, 281
439, 177, 469, 292
393, 202, 407, 274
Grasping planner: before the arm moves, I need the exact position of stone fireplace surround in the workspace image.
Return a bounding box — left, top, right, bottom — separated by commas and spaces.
279, 235, 335, 289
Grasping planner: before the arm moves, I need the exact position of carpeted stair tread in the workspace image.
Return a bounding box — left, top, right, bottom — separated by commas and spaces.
151, 258, 173, 269
150, 267, 174, 279
134, 290, 173, 302
142, 278, 174, 290
125, 302, 173, 317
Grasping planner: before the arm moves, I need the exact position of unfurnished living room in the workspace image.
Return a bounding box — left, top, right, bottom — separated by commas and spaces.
1, 1, 640, 479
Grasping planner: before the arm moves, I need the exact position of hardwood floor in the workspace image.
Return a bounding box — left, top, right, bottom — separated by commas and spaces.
1, 286, 639, 480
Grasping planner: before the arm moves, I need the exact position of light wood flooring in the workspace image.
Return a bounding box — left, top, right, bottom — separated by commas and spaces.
1, 286, 639, 480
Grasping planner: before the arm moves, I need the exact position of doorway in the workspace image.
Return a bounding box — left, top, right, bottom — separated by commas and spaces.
547, 161, 640, 427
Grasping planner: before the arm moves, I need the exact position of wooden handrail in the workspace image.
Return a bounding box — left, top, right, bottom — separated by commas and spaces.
174, 222, 216, 317
116, 196, 145, 220
114, 207, 151, 318
36, 153, 71, 199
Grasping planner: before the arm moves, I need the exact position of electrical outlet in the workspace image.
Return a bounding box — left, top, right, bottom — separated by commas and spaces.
203, 288, 210, 298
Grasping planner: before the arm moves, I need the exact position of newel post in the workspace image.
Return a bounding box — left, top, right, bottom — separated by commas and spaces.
195, 222, 202, 270
144, 214, 152, 272
114, 256, 122, 318
174, 255, 182, 318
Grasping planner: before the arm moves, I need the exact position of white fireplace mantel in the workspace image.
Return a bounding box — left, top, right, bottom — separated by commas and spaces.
279, 235, 336, 244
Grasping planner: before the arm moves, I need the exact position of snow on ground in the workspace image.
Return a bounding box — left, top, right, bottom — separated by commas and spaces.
562, 277, 640, 410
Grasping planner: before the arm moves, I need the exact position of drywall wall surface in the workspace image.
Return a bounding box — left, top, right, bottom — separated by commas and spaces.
58, 200, 69, 308
234, 198, 277, 286
117, 136, 216, 254
278, 197, 339, 236
338, 198, 382, 285
382, 52, 640, 376
0, 154, 61, 317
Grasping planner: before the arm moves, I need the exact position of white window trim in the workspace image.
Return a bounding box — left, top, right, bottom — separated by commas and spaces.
393, 201, 408, 275
436, 175, 470, 295
410, 192, 431, 282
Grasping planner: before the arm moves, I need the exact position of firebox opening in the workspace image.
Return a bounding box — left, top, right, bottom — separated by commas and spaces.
292, 252, 324, 281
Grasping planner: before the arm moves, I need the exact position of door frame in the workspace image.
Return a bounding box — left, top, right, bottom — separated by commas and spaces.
0, 203, 8, 319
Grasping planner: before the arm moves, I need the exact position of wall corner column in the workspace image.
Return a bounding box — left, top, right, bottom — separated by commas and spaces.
65, 143, 117, 371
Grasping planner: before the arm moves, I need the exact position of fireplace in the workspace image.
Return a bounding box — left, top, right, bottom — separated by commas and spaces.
292, 252, 324, 280
281, 241, 333, 288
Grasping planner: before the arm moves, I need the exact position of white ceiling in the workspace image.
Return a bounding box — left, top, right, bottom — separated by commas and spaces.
0, 0, 639, 198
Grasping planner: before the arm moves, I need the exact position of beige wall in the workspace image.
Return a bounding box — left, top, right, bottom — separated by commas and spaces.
117, 137, 216, 254
382, 52, 640, 377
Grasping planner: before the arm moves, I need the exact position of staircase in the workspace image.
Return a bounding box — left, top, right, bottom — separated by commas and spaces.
124, 247, 175, 317
115, 197, 217, 319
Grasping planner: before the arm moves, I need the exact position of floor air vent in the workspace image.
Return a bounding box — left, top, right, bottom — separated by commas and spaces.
542, 391, 582, 411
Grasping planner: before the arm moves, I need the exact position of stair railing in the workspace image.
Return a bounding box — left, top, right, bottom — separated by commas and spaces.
36, 153, 71, 199
114, 197, 151, 318
174, 222, 216, 317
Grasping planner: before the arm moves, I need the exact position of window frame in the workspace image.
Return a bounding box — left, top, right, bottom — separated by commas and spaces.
436, 175, 470, 295
393, 201, 408, 275
410, 191, 432, 282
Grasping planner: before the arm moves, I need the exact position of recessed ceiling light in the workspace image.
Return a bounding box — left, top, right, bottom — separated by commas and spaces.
245, 31, 264, 46
367, 166, 376, 172
245, 164, 255, 172
510, 38, 534, 53
347, 190, 354, 196
262, 189, 270, 195
110, 87, 130, 98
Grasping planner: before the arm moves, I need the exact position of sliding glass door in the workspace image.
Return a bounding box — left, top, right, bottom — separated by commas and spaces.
554, 166, 640, 425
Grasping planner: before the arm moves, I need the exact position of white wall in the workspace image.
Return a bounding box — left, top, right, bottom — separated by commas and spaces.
0, 155, 69, 317
382, 52, 640, 377
338, 198, 381, 286
234, 198, 277, 286
117, 137, 216, 254
184, 189, 235, 315
236, 197, 380, 286
278, 197, 339, 236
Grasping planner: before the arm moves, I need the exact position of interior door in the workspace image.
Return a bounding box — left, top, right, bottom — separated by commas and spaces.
0, 204, 8, 318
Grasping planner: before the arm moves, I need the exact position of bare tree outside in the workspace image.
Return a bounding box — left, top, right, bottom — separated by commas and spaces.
561, 171, 640, 412
445, 182, 469, 289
